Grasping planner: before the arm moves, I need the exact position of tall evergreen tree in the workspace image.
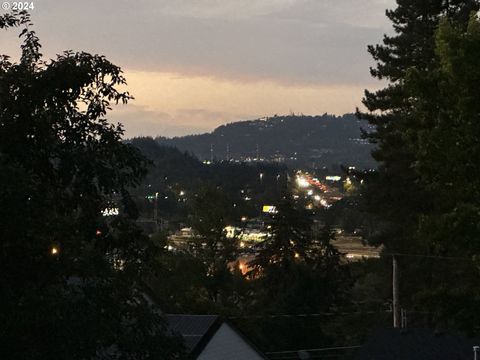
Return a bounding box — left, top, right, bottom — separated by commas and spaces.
249, 195, 348, 314
189, 186, 239, 304
358, 0, 479, 252
357, 0, 479, 332
404, 14, 480, 333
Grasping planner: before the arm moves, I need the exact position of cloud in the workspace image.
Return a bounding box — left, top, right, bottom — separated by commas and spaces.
157, 0, 304, 20
270, 0, 394, 29
107, 105, 195, 138
108, 103, 253, 138
110, 70, 373, 138
1, 0, 395, 87
0, 0, 393, 136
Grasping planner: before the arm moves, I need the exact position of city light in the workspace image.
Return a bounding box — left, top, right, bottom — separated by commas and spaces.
320, 199, 330, 208
51, 247, 59, 255
262, 205, 278, 214
102, 207, 119, 217
224, 226, 236, 238
296, 176, 310, 188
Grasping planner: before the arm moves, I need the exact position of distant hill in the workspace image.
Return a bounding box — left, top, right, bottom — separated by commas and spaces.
156, 114, 376, 169
127, 137, 289, 222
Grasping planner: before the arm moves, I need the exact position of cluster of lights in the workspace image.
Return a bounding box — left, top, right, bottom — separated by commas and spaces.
295, 172, 335, 209
102, 207, 119, 217
296, 176, 310, 188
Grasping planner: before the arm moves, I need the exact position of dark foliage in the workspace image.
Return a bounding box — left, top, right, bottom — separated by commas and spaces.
0, 11, 184, 359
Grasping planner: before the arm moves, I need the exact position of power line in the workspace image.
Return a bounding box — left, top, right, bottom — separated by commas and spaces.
229, 309, 434, 320
384, 252, 475, 261
266, 345, 362, 355
229, 310, 392, 319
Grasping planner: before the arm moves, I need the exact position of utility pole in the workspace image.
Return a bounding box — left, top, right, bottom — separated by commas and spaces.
401, 309, 407, 329
154, 192, 159, 233
393, 255, 400, 328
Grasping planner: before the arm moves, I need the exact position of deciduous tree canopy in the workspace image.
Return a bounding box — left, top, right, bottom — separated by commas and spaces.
0, 11, 184, 359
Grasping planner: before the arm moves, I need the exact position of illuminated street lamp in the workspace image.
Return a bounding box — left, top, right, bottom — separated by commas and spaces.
51, 247, 59, 255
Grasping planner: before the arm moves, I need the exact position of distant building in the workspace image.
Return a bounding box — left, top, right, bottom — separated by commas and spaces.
332, 234, 381, 261
355, 328, 480, 360
166, 315, 266, 360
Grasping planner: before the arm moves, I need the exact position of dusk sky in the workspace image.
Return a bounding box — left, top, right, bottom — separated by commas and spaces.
1, 0, 395, 137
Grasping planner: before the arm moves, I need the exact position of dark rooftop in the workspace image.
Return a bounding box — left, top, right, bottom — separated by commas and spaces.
355, 328, 480, 360
165, 314, 221, 355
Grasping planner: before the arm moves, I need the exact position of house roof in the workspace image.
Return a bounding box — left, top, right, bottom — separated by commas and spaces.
165, 314, 222, 357
355, 328, 480, 360
165, 314, 267, 359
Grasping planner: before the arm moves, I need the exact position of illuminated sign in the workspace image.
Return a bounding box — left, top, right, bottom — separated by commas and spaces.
102, 208, 119, 217
262, 205, 278, 214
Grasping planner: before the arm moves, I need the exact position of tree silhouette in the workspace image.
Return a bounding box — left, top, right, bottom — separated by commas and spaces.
0, 11, 184, 359
249, 194, 349, 314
